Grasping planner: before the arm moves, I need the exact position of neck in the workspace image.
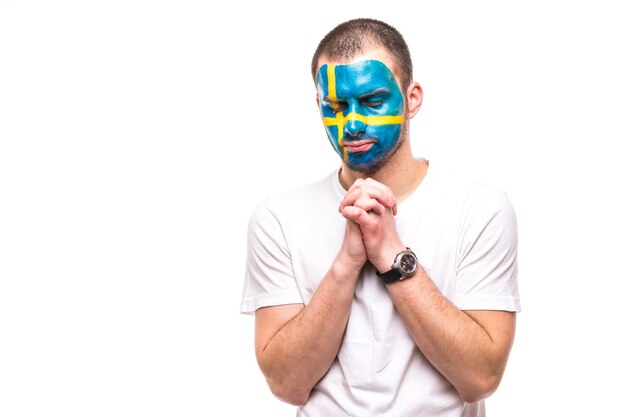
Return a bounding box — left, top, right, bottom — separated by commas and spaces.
338, 140, 429, 202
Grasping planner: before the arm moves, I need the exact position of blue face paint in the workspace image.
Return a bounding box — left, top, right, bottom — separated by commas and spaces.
316, 59, 405, 173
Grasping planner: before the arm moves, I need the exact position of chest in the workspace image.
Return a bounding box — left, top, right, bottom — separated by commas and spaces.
286, 198, 462, 304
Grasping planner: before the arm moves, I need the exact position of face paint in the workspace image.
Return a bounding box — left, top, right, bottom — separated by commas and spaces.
316, 59, 405, 174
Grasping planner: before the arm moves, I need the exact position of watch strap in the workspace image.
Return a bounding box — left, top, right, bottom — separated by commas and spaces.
376, 268, 403, 284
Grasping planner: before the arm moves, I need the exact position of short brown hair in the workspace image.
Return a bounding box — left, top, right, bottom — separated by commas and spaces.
311, 18, 413, 91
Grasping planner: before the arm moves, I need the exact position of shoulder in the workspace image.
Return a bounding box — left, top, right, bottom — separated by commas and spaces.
249, 170, 340, 225
420, 166, 517, 241
427, 165, 514, 215
441, 174, 517, 249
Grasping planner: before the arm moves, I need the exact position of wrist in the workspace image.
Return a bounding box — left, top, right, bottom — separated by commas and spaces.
376, 247, 419, 284
331, 254, 363, 283
371, 242, 406, 273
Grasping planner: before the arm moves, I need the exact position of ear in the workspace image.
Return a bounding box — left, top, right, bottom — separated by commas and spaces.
405, 81, 423, 119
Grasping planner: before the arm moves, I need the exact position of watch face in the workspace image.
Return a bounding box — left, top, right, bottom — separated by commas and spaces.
399, 253, 417, 275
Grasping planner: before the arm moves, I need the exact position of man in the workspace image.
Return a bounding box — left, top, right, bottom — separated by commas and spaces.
241, 18, 520, 417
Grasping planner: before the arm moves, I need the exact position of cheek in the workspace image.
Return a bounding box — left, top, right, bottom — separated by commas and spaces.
325, 125, 338, 142
325, 126, 342, 151
368, 125, 402, 150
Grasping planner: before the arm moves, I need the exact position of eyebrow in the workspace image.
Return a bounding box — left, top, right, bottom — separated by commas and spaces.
321, 97, 347, 104
359, 88, 390, 99
322, 88, 390, 103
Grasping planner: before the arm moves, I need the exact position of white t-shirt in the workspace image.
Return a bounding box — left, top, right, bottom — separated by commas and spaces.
241, 164, 521, 417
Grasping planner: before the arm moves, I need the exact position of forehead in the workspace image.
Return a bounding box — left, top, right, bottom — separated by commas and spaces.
316, 48, 401, 80
316, 59, 400, 97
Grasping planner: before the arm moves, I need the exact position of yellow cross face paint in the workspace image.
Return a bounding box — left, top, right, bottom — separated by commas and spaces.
317, 60, 405, 174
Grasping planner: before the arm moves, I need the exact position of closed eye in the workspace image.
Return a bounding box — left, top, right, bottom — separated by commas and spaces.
359, 88, 390, 108
363, 100, 383, 108
323, 99, 347, 112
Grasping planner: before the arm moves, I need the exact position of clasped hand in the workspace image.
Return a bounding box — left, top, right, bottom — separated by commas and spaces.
337, 178, 406, 273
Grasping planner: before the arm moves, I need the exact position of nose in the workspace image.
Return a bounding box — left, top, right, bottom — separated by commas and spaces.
344, 116, 366, 138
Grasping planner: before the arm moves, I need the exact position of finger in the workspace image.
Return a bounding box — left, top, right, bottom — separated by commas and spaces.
353, 197, 385, 215
345, 181, 396, 209
363, 178, 397, 215
364, 178, 398, 209
344, 178, 372, 196
340, 179, 371, 211
341, 205, 370, 225
339, 189, 370, 213
341, 206, 379, 231
341, 185, 388, 212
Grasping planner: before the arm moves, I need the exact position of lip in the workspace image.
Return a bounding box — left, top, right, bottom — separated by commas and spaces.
343, 140, 375, 153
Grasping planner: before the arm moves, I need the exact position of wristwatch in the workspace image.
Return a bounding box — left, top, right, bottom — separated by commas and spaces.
376, 247, 418, 284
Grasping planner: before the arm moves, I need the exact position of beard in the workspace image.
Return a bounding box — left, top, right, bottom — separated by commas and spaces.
345, 121, 408, 175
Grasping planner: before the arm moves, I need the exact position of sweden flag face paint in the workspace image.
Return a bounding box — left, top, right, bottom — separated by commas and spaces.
316, 59, 405, 173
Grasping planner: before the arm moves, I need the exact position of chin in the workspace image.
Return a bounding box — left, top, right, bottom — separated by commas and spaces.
345, 142, 400, 175
346, 159, 385, 175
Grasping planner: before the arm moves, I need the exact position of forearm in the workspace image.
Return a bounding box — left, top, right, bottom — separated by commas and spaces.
386, 265, 514, 403
257, 260, 359, 405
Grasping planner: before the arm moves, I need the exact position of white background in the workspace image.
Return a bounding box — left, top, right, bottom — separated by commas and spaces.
1, 0, 625, 415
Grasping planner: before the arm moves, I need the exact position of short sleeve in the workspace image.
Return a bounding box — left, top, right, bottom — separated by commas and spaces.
454, 187, 521, 312
240, 196, 303, 315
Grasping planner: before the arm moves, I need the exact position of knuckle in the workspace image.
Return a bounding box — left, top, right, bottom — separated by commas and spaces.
354, 198, 369, 209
